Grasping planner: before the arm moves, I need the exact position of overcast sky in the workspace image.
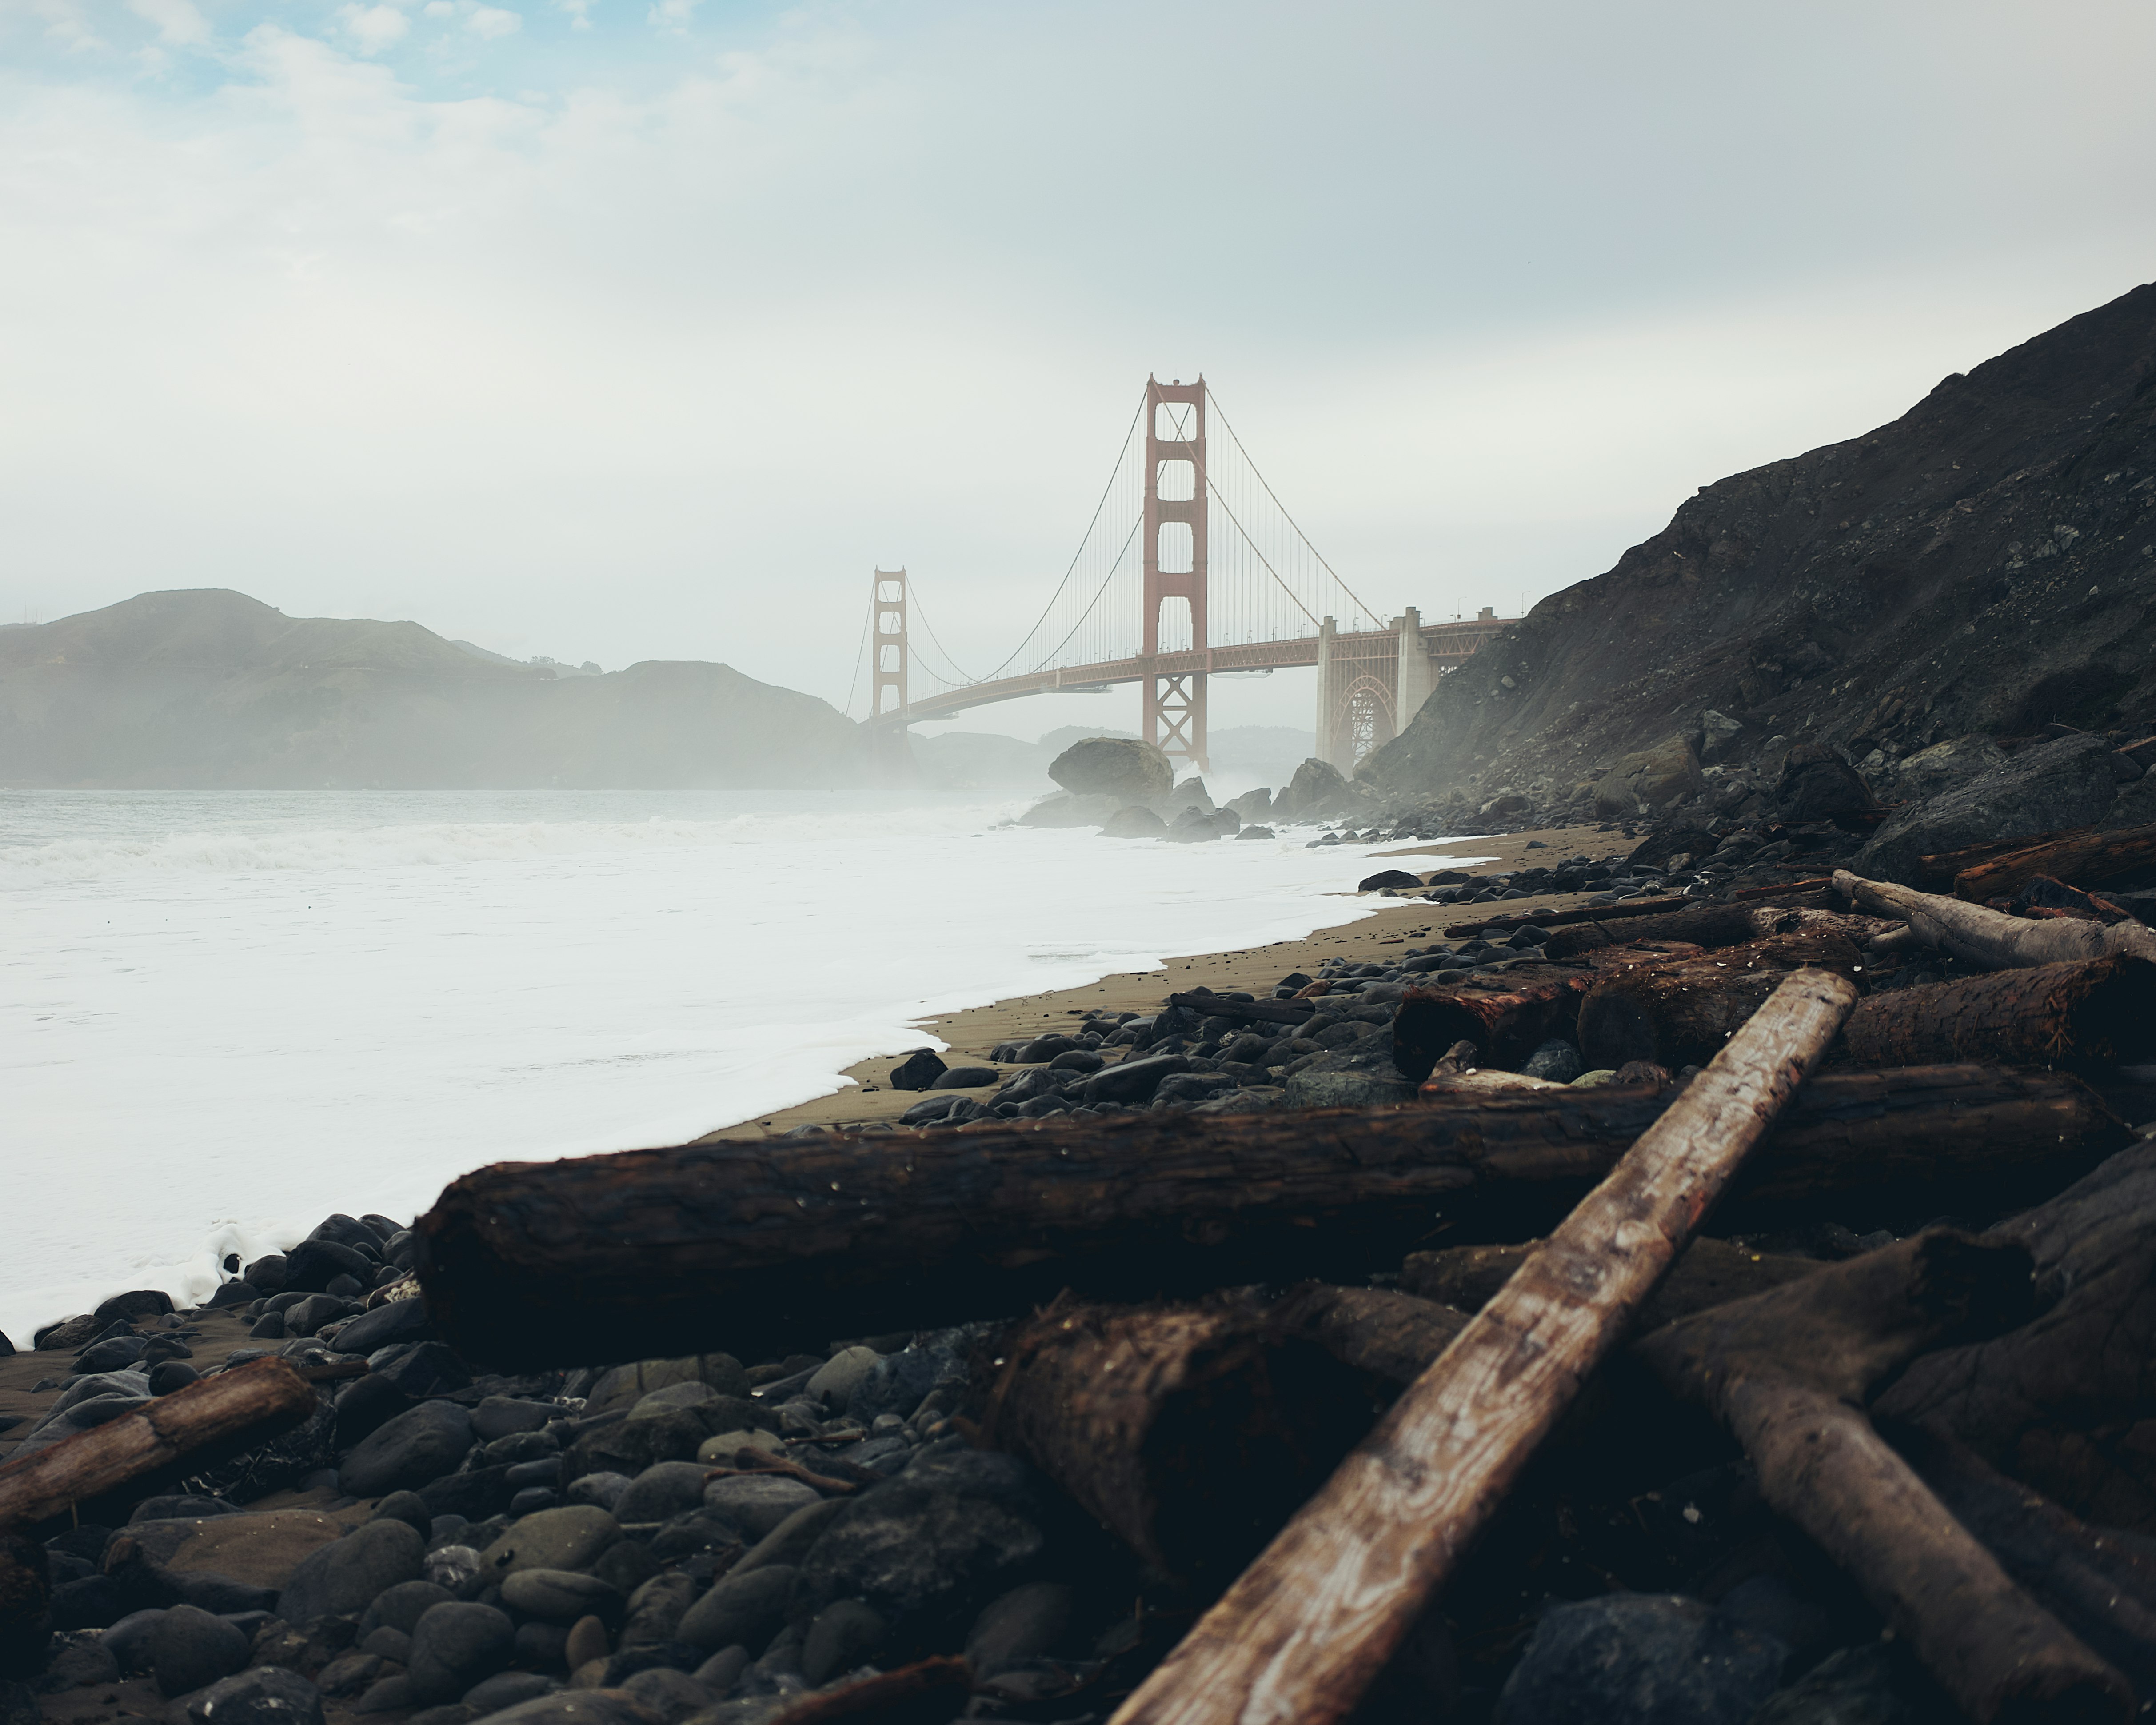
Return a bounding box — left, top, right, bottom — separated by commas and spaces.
4, 0, 2152, 739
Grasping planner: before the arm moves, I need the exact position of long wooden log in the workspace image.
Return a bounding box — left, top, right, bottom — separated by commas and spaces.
1573, 933, 1863, 1070
1834, 870, 2156, 968
1637, 1233, 2133, 1724
1928, 822, 2156, 902
972, 1297, 1380, 1578
1890, 1422, 2156, 1698
1844, 955, 2156, 1069
415, 1064, 2127, 1371
1543, 902, 1892, 960
0, 1359, 315, 1531
1922, 831, 2098, 881
1269, 1285, 1472, 1388
1107, 969, 1858, 1725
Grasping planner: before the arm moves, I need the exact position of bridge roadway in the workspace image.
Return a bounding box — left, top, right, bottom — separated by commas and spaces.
877, 612, 1513, 727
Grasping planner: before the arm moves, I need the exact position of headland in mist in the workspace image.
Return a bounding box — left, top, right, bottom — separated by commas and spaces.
0, 588, 870, 790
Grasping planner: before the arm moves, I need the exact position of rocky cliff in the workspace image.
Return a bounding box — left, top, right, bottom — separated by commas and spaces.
1365, 282, 2156, 820
0, 589, 872, 788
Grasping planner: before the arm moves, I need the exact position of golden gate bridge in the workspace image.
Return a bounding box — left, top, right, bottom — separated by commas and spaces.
848, 376, 1513, 772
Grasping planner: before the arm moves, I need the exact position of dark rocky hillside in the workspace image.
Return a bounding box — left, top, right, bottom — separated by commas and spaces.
0, 589, 871, 789
1365, 282, 2156, 817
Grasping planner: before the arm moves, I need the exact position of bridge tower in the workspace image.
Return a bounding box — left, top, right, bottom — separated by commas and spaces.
1143, 376, 1208, 771
870, 568, 908, 717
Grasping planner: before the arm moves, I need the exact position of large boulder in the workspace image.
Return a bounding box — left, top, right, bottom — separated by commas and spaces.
1099, 806, 1166, 839
108, 1512, 345, 1592
1593, 735, 1704, 818
1774, 743, 1880, 826
337, 1400, 472, 1498
789, 1450, 1049, 1636
276, 1518, 424, 1625
1046, 737, 1173, 802
1495, 1593, 1787, 1725
1017, 792, 1124, 829
1852, 732, 2122, 885
1273, 758, 1350, 821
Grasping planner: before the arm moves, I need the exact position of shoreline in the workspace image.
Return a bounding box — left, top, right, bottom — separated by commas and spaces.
696, 821, 1621, 1139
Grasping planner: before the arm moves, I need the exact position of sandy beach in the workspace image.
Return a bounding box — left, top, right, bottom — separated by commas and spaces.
698, 822, 1625, 1139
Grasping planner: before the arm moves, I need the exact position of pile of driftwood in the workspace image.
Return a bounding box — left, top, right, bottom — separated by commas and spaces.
8, 848, 2156, 1722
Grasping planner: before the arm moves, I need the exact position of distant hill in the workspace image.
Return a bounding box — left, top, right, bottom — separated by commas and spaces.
0, 589, 872, 788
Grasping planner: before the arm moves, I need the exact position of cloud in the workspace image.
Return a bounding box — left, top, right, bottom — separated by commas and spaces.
0, 1, 2152, 717
465, 5, 521, 37
127, 0, 211, 46
335, 3, 410, 53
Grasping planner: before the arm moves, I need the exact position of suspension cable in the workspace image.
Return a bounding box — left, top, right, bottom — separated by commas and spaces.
841, 593, 871, 718
905, 583, 984, 686
974, 392, 1147, 682
1204, 384, 1385, 628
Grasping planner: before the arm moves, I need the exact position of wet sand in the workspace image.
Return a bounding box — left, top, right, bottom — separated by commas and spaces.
697, 822, 1625, 1139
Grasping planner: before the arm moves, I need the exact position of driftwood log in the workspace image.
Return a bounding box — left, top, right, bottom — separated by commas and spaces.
1109, 969, 1857, 1725
1892, 1422, 2156, 1699
1938, 822, 2156, 903
1637, 1232, 2133, 1724
1403, 1236, 1823, 1331
971, 1297, 1388, 1578
1390, 964, 1597, 1075
0, 1359, 316, 1532
1544, 900, 1890, 961
1843, 955, 2156, 1069
1835, 871, 2156, 968
1877, 1138, 2156, 1536
416, 1065, 2127, 1370
972, 1287, 1472, 1579
1573, 933, 1863, 1070
1270, 1285, 1473, 1388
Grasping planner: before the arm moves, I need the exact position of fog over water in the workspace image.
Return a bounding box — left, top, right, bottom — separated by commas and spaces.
0, 787, 1459, 1343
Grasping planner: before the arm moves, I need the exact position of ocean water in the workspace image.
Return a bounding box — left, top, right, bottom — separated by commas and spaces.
0, 788, 1466, 1344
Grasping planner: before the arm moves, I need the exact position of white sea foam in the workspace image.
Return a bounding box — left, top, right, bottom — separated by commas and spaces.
0, 788, 1480, 1345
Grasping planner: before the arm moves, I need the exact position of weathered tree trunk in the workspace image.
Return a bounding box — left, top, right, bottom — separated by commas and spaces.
1933, 822, 2156, 902
1921, 831, 2097, 882
1637, 1232, 2133, 1725
971, 1297, 1381, 1578
1390, 965, 1597, 1075
1891, 1421, 2156, 1699
1835, 871, 2156, 968
1544, 901, 1891, 961
1843, 956, 2156, 1069
1876, 1136, 2156, 1536
1269, 1285, 1472, 1387
0, 1359, 316, 1532
1402, 1236, 1823, 1331
1574, 933, 1863, 1069
1108, 969, 1857, 1725
415, 1065, 2127, 1371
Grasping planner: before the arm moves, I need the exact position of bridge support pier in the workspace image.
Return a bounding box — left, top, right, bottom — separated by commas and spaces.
1395, 606, 1439, 728
1316, 613, 1405, 776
